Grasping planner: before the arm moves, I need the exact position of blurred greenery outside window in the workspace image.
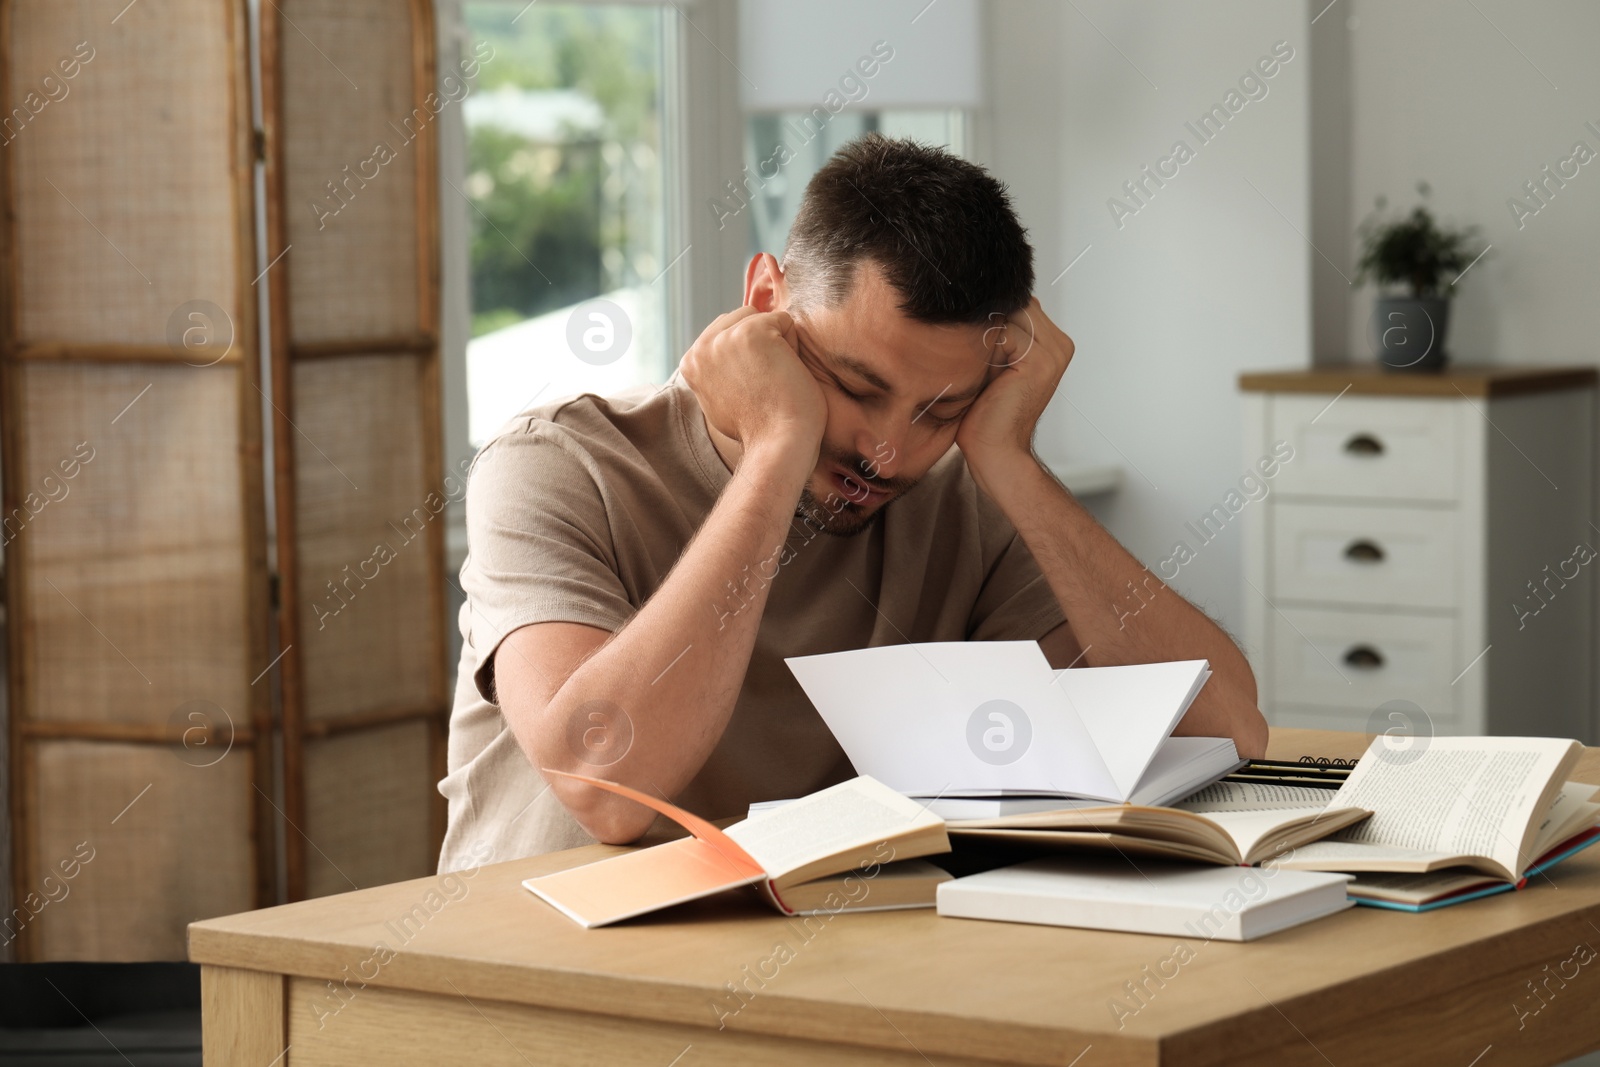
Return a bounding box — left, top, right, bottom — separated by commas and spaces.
462, 2, 669, 445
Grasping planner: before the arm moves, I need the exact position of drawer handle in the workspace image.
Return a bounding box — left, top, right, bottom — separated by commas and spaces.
1343, 433, 1385, 456
1343, 539, 1386, 563
1343, 645, 1385, 669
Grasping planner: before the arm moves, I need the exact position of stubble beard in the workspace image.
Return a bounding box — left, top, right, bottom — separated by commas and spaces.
794, 484, 887, 537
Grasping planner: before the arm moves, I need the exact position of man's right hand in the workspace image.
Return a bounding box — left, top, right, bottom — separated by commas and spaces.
679, 307, 827, 462
499, 306, 831, 845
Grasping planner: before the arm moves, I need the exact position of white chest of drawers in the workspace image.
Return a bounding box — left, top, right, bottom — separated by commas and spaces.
1239, 365, 1598, 741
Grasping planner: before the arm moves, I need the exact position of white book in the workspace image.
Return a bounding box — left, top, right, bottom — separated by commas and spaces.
785, 641, 1240, 804
936, 856, 1354, 941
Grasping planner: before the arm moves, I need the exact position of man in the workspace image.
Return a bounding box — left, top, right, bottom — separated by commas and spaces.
438, 134, 1267, 870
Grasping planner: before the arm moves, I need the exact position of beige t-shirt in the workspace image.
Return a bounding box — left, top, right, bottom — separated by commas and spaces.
437, 372, 1067, 871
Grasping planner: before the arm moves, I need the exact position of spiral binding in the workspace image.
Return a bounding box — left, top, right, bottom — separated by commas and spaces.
1219, 755, 1358, 789
1297, 755, 1359, 769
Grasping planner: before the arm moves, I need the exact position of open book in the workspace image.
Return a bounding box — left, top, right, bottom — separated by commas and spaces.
785, 642, 1242, 806
1271, 736, 1596, 884
945, 781, 1370, 866
522, 770, 949, 927
1344, 825, 1600, 911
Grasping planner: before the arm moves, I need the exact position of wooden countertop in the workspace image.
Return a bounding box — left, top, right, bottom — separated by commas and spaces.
1239, 363, 1597, 398
189, 728, 1600, 1066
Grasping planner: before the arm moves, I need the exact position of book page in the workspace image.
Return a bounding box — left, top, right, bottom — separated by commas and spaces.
1201, 808, 1342, 861
1125, 735, 1242, 807
1176, 781, 1335, 812
1346, 868, 1497, 904
1350, 868, 1493, 893
1322, 737, 1577, 877
1051, 661, 1210, 799
1272, 839, 1463, 872
1530, 782, 1600, 856
785, 642, 1121, 799
725, 776, 942, 882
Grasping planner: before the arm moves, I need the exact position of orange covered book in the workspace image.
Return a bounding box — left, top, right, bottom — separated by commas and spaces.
523, 771, 950, 928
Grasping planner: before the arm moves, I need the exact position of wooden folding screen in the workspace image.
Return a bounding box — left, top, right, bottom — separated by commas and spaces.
0, 0, 269, 958
261, 0, 447, 900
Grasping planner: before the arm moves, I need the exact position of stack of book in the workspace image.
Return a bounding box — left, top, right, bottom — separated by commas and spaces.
934, 735, 1598, 935
520, 646, 1598, 936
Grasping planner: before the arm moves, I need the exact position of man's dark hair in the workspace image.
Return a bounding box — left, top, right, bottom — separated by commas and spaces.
781, 133, 1034, 326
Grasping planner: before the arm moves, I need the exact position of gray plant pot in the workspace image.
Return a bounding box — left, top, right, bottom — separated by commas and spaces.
1371, 296, 1450, 371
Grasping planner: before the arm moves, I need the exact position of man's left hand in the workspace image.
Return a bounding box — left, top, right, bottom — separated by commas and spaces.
955, 295, 1075, 479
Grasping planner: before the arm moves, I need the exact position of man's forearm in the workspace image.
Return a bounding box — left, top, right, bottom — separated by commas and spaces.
539, 440, 813, 839
974, 456, 1268, 756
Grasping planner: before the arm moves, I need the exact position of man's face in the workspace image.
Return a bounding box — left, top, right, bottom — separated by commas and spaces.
783, 261, 996, 536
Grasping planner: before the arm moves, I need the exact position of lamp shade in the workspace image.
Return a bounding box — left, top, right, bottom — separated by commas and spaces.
738, 0, 983, 112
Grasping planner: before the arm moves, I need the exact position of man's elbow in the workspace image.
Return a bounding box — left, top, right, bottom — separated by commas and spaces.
1227, 665, 1269, 759
506, 707, 657, 844
1234, 707, 1270, 760
561, 783, 657, 845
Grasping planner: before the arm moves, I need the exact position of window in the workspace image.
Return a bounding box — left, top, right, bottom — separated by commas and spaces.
743, 109, 966, 259
461, 2, 673, 446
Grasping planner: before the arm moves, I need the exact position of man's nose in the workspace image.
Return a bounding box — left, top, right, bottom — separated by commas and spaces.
853, 426, 903, 482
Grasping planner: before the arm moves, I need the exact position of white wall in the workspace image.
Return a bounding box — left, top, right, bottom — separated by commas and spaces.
1327, 0, 1600, 367
980, 0, 1311, 648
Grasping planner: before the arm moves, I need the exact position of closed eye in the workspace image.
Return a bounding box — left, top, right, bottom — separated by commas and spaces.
832, 378, 873, 403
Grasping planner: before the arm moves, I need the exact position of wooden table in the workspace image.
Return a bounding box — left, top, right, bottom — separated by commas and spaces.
190, 729, 1600, 1066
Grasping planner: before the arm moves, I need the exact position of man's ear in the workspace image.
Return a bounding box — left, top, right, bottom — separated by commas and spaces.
743, 252, 787, 311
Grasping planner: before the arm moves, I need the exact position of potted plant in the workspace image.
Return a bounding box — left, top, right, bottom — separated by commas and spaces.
1353, 181, 1486, 371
